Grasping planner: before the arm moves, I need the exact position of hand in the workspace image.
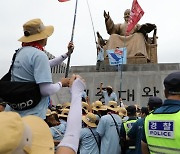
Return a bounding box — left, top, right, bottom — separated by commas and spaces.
104, 10, 109, 20
69, 74, 85, 87
67, 41, 74, 56
86, 96, 89, 102
60, 77, 70, 87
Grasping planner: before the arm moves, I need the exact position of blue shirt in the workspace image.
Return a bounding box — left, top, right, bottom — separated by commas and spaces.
9, 47, 52, 119
97, 113, 122, 154
79, 127, 100, 154
97, 47, 104, 61
142, 99, 180, 143
102, 91, 118, 105
50, 125, 65, 141
81, 91, 87, 99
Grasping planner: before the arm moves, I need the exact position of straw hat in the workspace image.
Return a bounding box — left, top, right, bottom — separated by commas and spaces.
56, 104, 62, 107
0, 112, 54, 154
46, 109, 52, 117
56, 104, 62, 108
118, 107, 127, 117
106, 101, 118, 112
51, 111, 57, 115
82, 102, 89, 113
58, 109, 69, 118
106, 85, 113, 90
92, 101, 107, 111
62, 102, 71, 109
82, 113, 97, 128
18, 18, 54, 43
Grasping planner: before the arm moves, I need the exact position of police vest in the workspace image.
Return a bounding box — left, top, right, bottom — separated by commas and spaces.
145, 111, 180, 154
123, 119, 137, 133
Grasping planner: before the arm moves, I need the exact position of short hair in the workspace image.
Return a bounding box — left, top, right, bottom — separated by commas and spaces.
141, 107, 149, 116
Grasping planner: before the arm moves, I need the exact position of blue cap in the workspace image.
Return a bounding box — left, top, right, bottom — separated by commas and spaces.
148, 96, 163, 105
164, 72, 180, 94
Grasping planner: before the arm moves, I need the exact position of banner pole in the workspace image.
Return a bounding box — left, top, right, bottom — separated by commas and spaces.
65, 0, 78, 78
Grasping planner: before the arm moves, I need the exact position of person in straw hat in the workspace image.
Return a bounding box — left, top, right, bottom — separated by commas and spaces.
82, 101, 89, 115
5, 18, 74, 119
99, 82, 118, 105
2, 73, 86, 154
92, 100, 107, 124
96, 100, 123, 154
62, 102, 71, 109
78, 112, 100, 154
0, 111, 55, 154
117, 106, 127, 122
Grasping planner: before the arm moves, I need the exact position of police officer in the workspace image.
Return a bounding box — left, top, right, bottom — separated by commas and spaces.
127, 96, 162, 154
141, 72, 180, 154
123, 105, 138, 154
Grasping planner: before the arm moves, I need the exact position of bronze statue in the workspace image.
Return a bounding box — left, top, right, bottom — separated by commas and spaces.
98, 9, 157, 64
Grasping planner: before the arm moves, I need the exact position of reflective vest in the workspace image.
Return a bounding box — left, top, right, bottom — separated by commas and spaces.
145, 111, 180, 154
123, 119, 137, 149
123, 119, 137, 134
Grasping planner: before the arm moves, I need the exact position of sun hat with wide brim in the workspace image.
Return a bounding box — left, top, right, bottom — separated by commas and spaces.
82, 112, 97, 128
92, 100, 107, 111
106, 101, 118, 112
117, 107, 127, 117
106, 85, 113, 89
58, 108, 69, 118
82, 102, 89, 113
62, 102, 71, 109
46, 109, 52, 117
18, 18, 54, 43
0, 112, 54, 154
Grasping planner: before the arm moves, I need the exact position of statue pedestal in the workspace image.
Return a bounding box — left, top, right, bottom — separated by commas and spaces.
127, 56, 149, 64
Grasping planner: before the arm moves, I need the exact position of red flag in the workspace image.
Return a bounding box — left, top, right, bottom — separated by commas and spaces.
58, 0, 70, 2
126, 0, 144, 35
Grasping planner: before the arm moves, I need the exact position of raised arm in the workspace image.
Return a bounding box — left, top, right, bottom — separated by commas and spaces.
56, 74, 86, 154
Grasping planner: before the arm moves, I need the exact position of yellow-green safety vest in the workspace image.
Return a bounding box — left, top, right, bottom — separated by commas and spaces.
123, 119, 137, 134
145, 111, 180, 154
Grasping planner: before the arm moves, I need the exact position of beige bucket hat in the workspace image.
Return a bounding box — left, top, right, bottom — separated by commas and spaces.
58, 108, 69, 118
0, 112, 54, 154
92, 101, 107, 111
106, 101, 118, 112
62, 102, 71, 109
82, 112, 97, 128
18, 18, 54, 43
82, 102, 89, 113
117, 107, 127, 117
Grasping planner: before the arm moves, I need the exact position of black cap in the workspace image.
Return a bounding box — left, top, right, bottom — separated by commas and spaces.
148, 96, 163, 105
164, 72, 180, 94
148, 96, 163, 111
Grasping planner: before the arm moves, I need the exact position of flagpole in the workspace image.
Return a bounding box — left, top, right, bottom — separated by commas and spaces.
86, 0, 100, 58
65, 0, 78, 78
86, 0, 97, 44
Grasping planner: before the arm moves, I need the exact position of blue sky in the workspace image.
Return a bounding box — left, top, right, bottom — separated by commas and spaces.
0, 0, 180, 77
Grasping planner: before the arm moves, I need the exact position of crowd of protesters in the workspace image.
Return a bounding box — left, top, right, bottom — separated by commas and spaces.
1, 71, 180, 154
1, 18, 180, 154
